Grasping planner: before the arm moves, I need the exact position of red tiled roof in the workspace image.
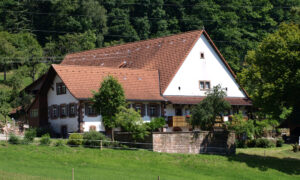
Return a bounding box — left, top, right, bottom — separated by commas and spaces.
52, 64, 164, 101
61, 30, 204, 93
164, 96, 252, 105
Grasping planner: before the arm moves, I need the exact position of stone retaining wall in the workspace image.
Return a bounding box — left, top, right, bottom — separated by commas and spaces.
152, 131, 235, 154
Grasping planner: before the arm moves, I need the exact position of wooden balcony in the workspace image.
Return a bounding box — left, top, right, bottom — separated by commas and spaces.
167, 116, 190, 127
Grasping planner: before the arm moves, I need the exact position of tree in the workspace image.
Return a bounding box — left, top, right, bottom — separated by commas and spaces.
115, 106, 149, 141
0, 32, 17, 81
92, 75, 126, 140
0, 90, 12, 141
44, 30, 97, 57
191, 85, 231, 130
238, 23, 300, 123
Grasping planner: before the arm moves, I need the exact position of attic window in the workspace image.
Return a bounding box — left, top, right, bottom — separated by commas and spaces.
200, 52, 205, 59
56, 83, 66, 95
199, 81, 210, 90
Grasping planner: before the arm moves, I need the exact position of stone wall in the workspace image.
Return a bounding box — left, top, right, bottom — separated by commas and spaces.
152, 131, 235, 154
114, 132, 153, 149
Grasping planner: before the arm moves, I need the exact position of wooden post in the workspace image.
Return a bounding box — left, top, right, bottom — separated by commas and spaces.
158, 176, 160, 180
100, 140, 102, 150
72, 168, 74, 180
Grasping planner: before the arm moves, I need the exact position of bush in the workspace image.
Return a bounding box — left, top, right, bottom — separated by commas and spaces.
67, 133, 83, 146
146, 117, 166, 131
236, 140, 247, 148
40, 134, 51, 146
276, 138, 284, 147
36, 126, 53, 137
8, 133, 20, 144
54, 139, 65, 147
255, 138, 275, 148
292, 144, 299, 152
83, 131, 108, 148
246, 139, 256, 148
24, 129, 36, 142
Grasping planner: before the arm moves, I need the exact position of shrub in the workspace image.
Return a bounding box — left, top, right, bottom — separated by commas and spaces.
246, 139, 256, 148
36, 126, 53, 137
255, 138, 275, 148
67, 133, 83, 146
83, 131, 108, 148
40, 134, 51, 146
24, 129, 36, 142
236, 140, 247, 148
146, 117, 166, 131
292, 144, 299, 152
115, 107, 149, 140
8, 133, 20, 144
276, 138, 284, 147
54, 139, 65, 147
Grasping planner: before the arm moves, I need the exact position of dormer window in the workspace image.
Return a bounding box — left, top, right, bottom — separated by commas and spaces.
200, 52, 205, 59
199, 81, 210, 90
56, 83, 66, 95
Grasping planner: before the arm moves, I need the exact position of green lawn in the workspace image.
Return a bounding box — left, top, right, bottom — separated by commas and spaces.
0, 143, 299, 180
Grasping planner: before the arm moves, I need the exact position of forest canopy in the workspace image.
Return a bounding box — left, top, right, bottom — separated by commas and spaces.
0, 0, 299, 72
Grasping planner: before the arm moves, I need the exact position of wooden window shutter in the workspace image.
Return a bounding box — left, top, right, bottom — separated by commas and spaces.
74, 104, 78, 116
49, 106, 53, 119
85, 103, 88, 116
147, 104, 150, 116
56, 105, 60, 118
141, 104, 145, 117
155, 104, 159, 117
66, 104, 69, 117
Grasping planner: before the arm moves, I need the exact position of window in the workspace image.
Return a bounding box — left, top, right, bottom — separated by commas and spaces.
30, 109, 38, 118
135, 104, 141, 113
56, 83, 66, 95
149, 104, 158, 117
133, 103, 145, 116
199, 81, 211, 90
69, 103, 76, 117
200, 81, 205, 90
205, 81, 210, 89
85, 103, 97, 116
52, 105, 58, 119
200, 52, 205, 59
60, 104, 67, 118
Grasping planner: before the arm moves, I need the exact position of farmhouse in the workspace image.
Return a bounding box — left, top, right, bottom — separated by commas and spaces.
26, 30, 252, 136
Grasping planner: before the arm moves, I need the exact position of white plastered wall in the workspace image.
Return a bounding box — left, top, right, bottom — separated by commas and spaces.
81, 105, 105, 132
47, 75, 79, 134
48, 75, 106, 133
163, 34, 246, 98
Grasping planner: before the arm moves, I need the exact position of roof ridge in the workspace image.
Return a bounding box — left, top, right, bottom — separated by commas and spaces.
65, 30, 203, 57
52, 64, 159, 73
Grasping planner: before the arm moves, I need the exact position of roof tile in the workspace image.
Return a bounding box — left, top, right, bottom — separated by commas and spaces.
52, 64, 164, 101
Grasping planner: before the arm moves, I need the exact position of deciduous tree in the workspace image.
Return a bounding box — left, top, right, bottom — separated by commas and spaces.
92, 75, 126, 140
238, 23, 300, 123
191, 85, 231, 130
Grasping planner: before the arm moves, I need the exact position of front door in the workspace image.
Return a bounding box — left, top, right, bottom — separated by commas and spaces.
61, 125, 68, 138
175, 108, 182, 116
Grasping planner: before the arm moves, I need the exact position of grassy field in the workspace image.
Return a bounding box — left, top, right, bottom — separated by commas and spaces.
0, 143, 299, 180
